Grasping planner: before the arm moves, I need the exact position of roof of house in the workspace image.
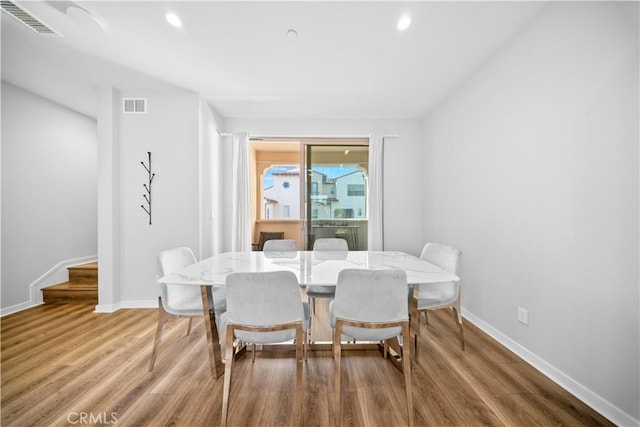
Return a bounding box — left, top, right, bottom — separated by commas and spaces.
335, 170, 363, 180
272, 167, 300, 176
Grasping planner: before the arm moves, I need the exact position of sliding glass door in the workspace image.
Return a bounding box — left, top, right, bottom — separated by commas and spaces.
303, 144, 369, 250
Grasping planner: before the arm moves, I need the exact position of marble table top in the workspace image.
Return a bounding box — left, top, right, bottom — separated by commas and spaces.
159, 251, 459, 287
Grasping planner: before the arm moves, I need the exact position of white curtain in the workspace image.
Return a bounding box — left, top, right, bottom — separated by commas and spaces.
368, 135, 384, 250
231, 132, 251, 252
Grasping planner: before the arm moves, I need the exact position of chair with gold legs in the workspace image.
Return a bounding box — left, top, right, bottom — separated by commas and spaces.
414, 242, 463, 355
149, 247, 226, 371
330, 268, 414, 427
306, 238, 348, 314
221, 271, 310, 427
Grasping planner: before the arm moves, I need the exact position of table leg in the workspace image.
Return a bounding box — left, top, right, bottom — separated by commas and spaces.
201, 285, 224, 379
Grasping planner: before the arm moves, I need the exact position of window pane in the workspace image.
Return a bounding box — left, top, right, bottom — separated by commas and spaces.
261, 165, 299, 219
347, 184, 365, 196
306, 145, 369, 249
334, 208, 354, 218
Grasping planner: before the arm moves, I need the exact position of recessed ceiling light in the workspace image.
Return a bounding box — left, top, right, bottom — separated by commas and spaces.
164, 11, 182, 28
397, 14, 411, 31
286, 29, 298, 40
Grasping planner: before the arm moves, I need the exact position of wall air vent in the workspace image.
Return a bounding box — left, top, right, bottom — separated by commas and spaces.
1, 1, 59, 35
123, 98, 147, 114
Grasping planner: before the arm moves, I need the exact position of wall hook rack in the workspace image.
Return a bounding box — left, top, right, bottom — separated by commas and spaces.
140, 151, 155, 225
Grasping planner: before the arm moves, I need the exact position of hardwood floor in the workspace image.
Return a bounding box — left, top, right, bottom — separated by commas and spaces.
41, 262, 99, 304
1, 301, 612, 426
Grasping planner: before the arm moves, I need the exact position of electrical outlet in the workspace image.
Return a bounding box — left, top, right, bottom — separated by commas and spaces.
518, 307, 529, 325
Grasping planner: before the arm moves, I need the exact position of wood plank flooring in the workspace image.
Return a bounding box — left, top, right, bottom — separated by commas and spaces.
1, 301, 613, 426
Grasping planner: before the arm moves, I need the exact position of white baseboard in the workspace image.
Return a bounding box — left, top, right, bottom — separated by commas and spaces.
0, 301, 44, 317
93, 303, 122, 313
462, 308, 639, 427
94, 299, 156, 313
1, 255, 97, 317
121, 300, 157, 309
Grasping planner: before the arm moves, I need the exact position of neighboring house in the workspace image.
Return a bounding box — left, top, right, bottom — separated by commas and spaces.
310, 169, 336, 219
263, 167, 367, 220
333, 171, 366, 219
263, 168, 301, 219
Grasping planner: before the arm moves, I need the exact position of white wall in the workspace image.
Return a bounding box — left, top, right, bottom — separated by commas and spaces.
1, 81, 97, 309
97, 86, 122, 310
199, 99, 226, 259
94, 88, 203, 309
224, 118, 425, 255
119, 90, 201, 303
422, 2, 639, 424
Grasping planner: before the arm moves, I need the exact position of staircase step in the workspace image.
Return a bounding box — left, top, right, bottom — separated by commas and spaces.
68, 262, 98, 284
42, 282, 98, 304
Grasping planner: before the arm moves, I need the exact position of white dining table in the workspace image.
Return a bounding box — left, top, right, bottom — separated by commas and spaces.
159, 250, 459, 378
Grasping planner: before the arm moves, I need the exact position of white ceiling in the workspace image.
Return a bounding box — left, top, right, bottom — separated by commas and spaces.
1, 1, 545, 119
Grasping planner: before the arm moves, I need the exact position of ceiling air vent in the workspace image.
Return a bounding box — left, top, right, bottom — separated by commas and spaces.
123, 98, 147, 114
1, 1, 58, 35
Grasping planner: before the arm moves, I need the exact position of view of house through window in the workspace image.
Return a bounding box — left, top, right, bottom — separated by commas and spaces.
262, 164, 367, 221
251, 139, 368, 250
263, 166, 300, 219
305, 144, 369, 250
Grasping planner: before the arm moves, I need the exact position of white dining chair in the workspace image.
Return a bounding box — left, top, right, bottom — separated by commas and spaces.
221, 271, 310, 427
149, 247, 227, 371
251, 231, 284, 251
414, 242, 463, 351
262, 238, 297, 252
330, 268, 414, 427
306, 238, 348, 314
313, 237, 348, 252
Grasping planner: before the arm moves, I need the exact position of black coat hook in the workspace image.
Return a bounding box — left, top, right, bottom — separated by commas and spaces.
141, 151, 154, 225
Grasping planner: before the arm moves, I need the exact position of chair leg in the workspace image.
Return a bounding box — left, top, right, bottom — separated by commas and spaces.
252, 343, 256, 363
451, 307, 465, 351
293, 326, 304, 427
415, 308, 423, 361
401, 323, 414, 427
334, 322, 343, 426
186, 318, 193, 336
148, 298, 172, 372
221, 327, 236, 427
330, 328, 334, 359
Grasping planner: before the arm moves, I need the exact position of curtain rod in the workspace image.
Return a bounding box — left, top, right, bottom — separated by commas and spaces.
219, 133, 399, 139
